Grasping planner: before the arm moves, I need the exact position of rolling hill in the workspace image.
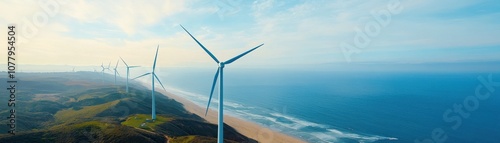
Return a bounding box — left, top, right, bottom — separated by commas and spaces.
0, 72, 257, 143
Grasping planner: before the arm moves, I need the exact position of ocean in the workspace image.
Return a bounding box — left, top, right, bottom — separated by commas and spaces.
150, 68, 500, 143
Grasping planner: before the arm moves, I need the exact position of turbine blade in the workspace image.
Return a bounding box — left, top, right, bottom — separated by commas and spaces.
225, 44, 264, 64
120, 56, 129, 67
132, 72, 151, 80
205, 68, 220, 116
180, 25, 219, 63
153, 73, 166, 91
108, 62, 111, 68
153, 45, 159, 71
116, 70, 120, 76
115, 60, 119, 68
129, 66, 140, 68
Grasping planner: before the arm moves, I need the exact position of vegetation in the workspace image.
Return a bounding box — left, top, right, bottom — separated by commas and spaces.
0, 121, 167, 143
155, 119, 256, 142
55, 100, 120, 123
121, 114, 172, 131
170, 135, 217, 143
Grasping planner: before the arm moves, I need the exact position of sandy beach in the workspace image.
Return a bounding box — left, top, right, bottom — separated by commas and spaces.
154, 88, 306, 143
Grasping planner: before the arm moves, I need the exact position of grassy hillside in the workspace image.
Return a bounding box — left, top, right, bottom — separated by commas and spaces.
122, 114, 256, 143
155, 119, 256, 143
54, 100, 120, 123
0, 121, 167, 143
0, 72, 256, 142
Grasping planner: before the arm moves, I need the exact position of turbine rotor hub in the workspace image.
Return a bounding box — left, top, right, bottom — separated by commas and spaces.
219, 62, 225, 68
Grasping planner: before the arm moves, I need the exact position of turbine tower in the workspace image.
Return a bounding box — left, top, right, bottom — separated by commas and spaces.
120, 57, 140, 93
113, 60, 120, 85
133, 45, 166, 120
181, 25, 264, 143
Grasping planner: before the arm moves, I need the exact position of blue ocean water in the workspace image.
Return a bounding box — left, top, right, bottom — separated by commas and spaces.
154, 69, 500, 143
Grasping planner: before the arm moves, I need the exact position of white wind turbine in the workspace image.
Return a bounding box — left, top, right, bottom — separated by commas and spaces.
133, 45, 166, 120
101, 62, 112, 83
120, 57, 140, 93
181, 25, 264, 143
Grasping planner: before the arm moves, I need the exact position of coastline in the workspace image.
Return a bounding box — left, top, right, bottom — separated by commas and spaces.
145, 84, 306, 143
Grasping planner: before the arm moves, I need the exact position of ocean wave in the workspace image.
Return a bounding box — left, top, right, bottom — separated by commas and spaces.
268, 112, 397, 142
225, 102, 245, 108
325, 129, 398, 142
269, 112, 328, 128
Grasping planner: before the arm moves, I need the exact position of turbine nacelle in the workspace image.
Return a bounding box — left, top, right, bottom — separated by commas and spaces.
219, 62, 225, 68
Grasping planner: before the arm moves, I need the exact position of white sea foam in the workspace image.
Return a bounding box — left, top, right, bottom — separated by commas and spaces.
310, 132, 339, 143
230, 110, 277, 123
269, 112, 327, 128
225, 102, 245, 108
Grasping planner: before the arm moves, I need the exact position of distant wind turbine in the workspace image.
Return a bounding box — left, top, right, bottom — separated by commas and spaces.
113, 60, 121, 85
105, 62, 112, 72
181, 25, 264, 143
120, 57, 140, 93
132, 45, 166, 120
100, 63, 105, 82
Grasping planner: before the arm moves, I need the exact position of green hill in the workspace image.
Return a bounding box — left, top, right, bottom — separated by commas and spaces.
55, 100, 121, 123
0, 72, 256, 143
0, 121, 167, 143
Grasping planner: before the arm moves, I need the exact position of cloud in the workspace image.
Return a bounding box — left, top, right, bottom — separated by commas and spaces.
248, 0, 500, 63
0, 0, 499, 69
0, 0, 41, 23
62, 0, 188, 35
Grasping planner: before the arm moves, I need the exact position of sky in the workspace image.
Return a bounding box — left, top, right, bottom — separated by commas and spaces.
0, 0, 499, 71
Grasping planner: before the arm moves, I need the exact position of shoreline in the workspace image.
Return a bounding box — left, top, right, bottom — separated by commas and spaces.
144, 83, 305, 143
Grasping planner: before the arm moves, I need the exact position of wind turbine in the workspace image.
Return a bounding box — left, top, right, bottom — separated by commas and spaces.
105, 62, 112, 72
120, 57, 140, 93
113, 60, 121, 85
100, 62, 112, 82
181, 25, 264, 143
132, 45, 166, 120
100, 63, 106, 82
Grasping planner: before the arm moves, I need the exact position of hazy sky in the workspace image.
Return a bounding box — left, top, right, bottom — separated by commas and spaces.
0, 0, 499, 70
